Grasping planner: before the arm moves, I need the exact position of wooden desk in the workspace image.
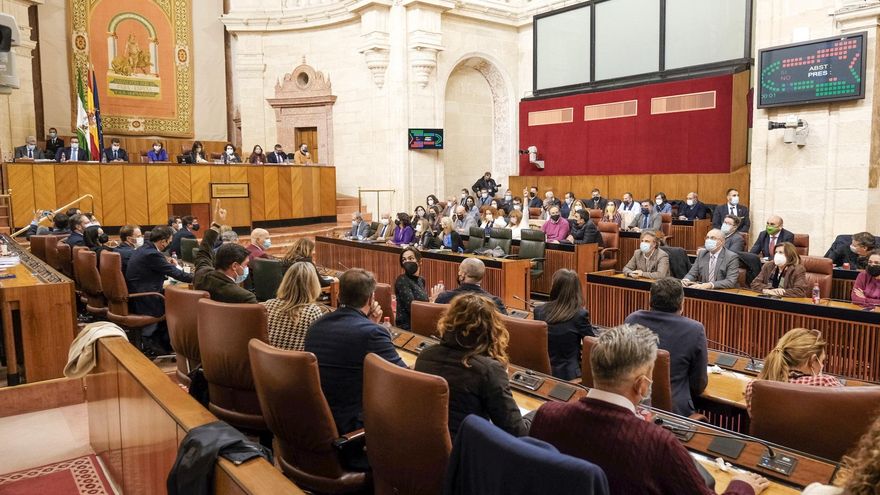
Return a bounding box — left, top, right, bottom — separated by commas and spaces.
831, 268, 857, 301
587, 271, 880, 382
2, 162, 336, 228
0, 235, 76, 384
669, 219, 712, 254
615, 231, 642, 271
391, 329, 839, 493
314, 237, 532, 311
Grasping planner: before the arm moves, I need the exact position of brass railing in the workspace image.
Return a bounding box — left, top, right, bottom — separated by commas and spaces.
10, 193, 95, 238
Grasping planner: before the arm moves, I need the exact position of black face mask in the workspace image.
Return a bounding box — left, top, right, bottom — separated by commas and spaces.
529, 192, 536, 198
550, 214, 560, 221
641, 208, 650, 215
191, 223, 200, 231
403, 261, 419, 276
868, 265, 880, 277
457, 214, 465, 220
394, 219, 401, 225
98, 233, 109, 244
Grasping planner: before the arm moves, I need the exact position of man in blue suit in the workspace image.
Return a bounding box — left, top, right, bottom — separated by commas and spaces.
623, 277, 708, 416
749, 215, 795, 260
102, 138, 129, 162
63, 214, 89, 246
304, 268, 406, 434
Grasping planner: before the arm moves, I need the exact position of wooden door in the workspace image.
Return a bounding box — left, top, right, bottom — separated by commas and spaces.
295, 127, 318, 163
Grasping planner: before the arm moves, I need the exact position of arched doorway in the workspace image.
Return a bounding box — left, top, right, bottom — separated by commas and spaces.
441, 56, 514, 199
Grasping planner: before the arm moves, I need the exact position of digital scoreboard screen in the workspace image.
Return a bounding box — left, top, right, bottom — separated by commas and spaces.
408, 129, 444, 150
758, 32, 866, 108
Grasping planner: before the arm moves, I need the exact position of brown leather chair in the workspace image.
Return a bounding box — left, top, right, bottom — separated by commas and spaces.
166, 285, 209, 385
750, 380, 880, 461
99, 251, 165, 332
29, 234, 59, 262
588, 209, 602, 223
581, 336, 675, 412
363, 353, 451, 495
597, 222, 619, 270
410, 301, 449, 337
374, 282, 394, 324
529, 207, 543, 219
248, 340, 369, 494
660, 213, 673, 241
793, 233, 810, 256
73, 248, 107, 317
500, 314, 551, 375
55, 242, 74, 278
802, 255, 833, 299
44, 236, 65, 271
197, 298, 269, 432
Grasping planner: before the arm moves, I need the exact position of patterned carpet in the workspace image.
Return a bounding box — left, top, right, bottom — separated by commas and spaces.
0, 455, 115, 495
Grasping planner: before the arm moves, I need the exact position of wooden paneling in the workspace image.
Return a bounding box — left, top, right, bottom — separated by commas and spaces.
229, 165, 248, 183
0, 377, 84, 418
87, 347, 123, 485
222, 198, 252, 228
651, 173, 692, 203
146, 165, 170, 225
306, 168, 322, 218
537, 176, 571, 198
32, 164, 56, 213
291, 169, 305, 219
77, 165, 103, 219
263, 167, 280, 220
7, 164, 35, 223
190, 166, 211, 203
210, 165, 230, 183
508, 176, 529, 198
278, 167, 293, 219
247, 167, 265, 221
99, 165, 126, 226
123, 166, 149, 226
320, 167, 337, 217
569, 176, 608, 200
730, 70, 751, 171
607, 174, 649, 200
168, 166, 192, 204
54, 165, 79, 207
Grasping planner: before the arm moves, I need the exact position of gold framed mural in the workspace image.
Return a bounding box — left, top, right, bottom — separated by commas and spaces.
68, 0, 194, 137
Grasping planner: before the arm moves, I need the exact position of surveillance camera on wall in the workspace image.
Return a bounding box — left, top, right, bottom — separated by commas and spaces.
0, 14, 21, 94
768, 115, 808, 147
526, 145, 544, 169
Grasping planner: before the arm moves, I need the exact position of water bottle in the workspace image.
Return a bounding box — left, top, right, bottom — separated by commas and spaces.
812, 283, 821, 304
383, 317, 392, 329
171, 252, 178, 265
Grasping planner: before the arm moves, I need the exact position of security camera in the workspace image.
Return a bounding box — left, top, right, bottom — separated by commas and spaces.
768, 115, 808, 146
0, 14, 21, 93
526, 145, 544, 169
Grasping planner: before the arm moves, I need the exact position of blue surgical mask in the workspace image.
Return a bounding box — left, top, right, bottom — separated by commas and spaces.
263, 239, 271, 249
640, 241, 652, 253
234, 265, 249, 284
704, 238, 718, 251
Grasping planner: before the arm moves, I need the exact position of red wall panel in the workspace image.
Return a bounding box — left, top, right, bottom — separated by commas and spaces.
519, 74, 739, 176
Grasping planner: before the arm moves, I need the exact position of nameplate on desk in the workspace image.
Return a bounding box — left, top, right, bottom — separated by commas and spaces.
714, 354, 738, 368
211, 183, 249, 198
758, 452, 797, 476
707, 436, 746, 460
510, 371, 544, 391
548, 383, 576, 401
509, 309, 530, 319
744, 360, 764, 373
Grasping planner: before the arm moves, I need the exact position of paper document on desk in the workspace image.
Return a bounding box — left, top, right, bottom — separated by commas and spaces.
519, 406, 531, 417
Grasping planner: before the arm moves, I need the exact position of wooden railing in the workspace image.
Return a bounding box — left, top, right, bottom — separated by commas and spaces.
87, 337, 304, 495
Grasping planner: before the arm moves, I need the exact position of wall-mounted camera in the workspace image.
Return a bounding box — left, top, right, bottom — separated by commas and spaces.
518, 145, 544, 169
768, 115, 808, 147
0, 14, 21, 95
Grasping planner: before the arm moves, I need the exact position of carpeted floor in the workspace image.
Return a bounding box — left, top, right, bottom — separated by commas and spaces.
0, 454, 115, 495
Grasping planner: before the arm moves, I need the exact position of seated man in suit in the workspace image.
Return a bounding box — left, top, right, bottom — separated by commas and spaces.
750, 215, 795, 260
586, 189, 608, 211
45, 128, 64, 158
304, 268, 406, 433
266, 144, 287, 164
559, 191, 576, 218
624, 278, 708, 416
682, 229, 740, 290
434, 257, 507, 314
369, 212, 393, 240
826, 231, 876, 270
345, 211, 370, 240
14, 135, 46, 160
628, 200, 662, 233
529, 323, 767, 495
115, 224, 142, 275
721, 215, 745, 252
63, 214, 89, 246
678, 192, 707, 221
453, 205, 477, 235
527, 186, 543, 209
55, 135, 86, 162
191, 201, 257, 304
622, 231, 670, 279
167, 216, 196, 258
102, 137, 129, 162
712, 188, 750, 232
125, 225, 194, 354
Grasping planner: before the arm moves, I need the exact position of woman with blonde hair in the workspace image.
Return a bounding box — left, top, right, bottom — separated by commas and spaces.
282, 237, 332, 287
750, 242, 809, 297
602, 202, 622, 227
261, 262, 328, 350
568, 199, 587, 220
414, 293, 530, 437
744, 328, 842, 415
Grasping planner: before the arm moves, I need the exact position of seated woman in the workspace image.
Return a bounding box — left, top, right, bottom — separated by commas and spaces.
413, 205, 427, 222
721, 214, 745, 251
146, 141, 168, 162
601, 202, 622, 227
390, 213, 415, 245
222, 143, 242, 164
506, 209, 525, 240
533, 269, 595, 380
429, 205, 444, 232
261, 262, 328, 350
479, 207, 507, 235
394, 248, 428, 330
84, 225, 113, 268
750, 242, 809, 297
851, 249, 880, 307
464, 196, 480, 222
568, 199, 587, 220
654, 192, 672, 214
414, 218, 439, 249
439, 216, 464, 252
414, 293, 530, 437
567, 209, 603, 245
249, 145, 267, 164
281, 237, 333, 288
744, 327, 842, 416
622, 230, 670, 279
187, 141, 208, 164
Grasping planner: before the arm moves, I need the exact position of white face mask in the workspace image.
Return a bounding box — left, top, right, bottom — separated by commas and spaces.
686, 199, 694, 206
481, 193, 488, 198
505, 195, 512, 201
352, 220, 358, 226
381, 218, 389, 225
26, 144, 35, 150
226, 148, 234, 155
513, 205, 521, 210
71, 143, 79, 149
655, 198, 663, 206
153, 145, 161, 151
416, 225, 423, 233
730, 195, 740, 205
135, 236, 144, 247
721, 223, 733, 234
428, 200, 434, 206
111, 145, 120, 151
773, 253, 787, 266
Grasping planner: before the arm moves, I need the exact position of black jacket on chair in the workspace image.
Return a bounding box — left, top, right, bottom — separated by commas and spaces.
569, 220, 603, 246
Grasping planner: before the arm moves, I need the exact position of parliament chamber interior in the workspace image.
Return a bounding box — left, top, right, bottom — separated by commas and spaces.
1, 0, 880, 494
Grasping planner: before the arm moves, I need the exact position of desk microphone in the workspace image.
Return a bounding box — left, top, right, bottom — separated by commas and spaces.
338, 261, 351, 271
707, 339, 761, 372
513, 295, 535, 309
653, 417, 776, 459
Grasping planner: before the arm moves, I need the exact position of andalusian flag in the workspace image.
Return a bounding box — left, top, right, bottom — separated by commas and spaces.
74, 68, 91, 161
87, 67, 103, 158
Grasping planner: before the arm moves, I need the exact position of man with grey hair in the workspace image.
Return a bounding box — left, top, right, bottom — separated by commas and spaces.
14, 135, 46, 160
683, 228, 740, 290
453, 205, 477, 235
433, 257, 507, 313
246, 227, 272, 261
368, 212, 393, 240
346, 212, 369, 240
530, 324, 768, 495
